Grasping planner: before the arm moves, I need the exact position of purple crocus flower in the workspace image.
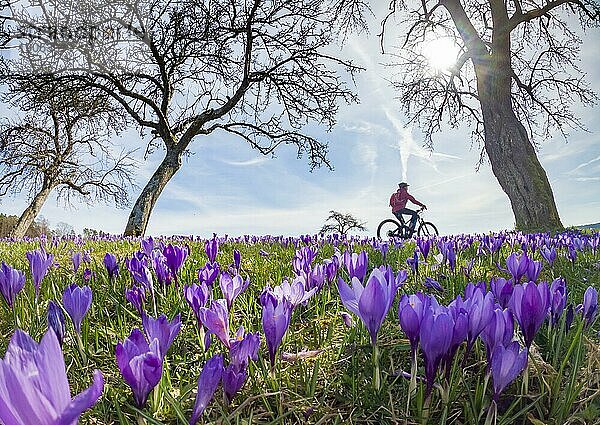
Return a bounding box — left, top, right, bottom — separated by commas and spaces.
438, 241, 456, 271
480, 308, 514, 365
418, 238, 431, 260
26, 248, 54, 299
379, 265, 407, 290
490, 278, 514, 309
0, 329, 104, 424
340, 311, 354, 327
205, 238, 219, 264
126, 256, 154, 291
198, 299, 231, 348
525, 259, 543, 282
142, 312, 182, 359
189, 354, 224, 425
233, 249, 241, 270
125, 285, 146, 315
445, 301, 469, 377
424, 277, 444, 292
573, 237, 584, 251
83, 268, 94, 283
462, 258, 475, 279
293, 246, 318, 276
568, 246, 577, 265
324, 258, 339, 283
338, 268, 398, 345
284, 277, 318, 308
184, 283, 211, 325
509, 281, 550, 348
222, 364, 247, 404
490, 341, 528, 401
419, 306, 454, 397
306, 264, 327, 291
549, 278, 567, 325
151, 251, 172, 287
82, 251, 92, 264
398, 293, 428, 353
343, 250, 368, 282
220, 272, 250, 310
464, 289, 495, 354
505, 252, 530, 283
406, 250, 419, 274
540, 247, 557, 267
47, 300, 66, 346
198, 262, 220, 286
378, 241, 390, 262
221, 326, 261, 404
163, 244, 188, 283
579, 286, 598, 328
261, 294, 293, 368
62, 284, 93, 335
0, 262, 26, 309
115, 328, 163, 408
229, 327, 261, 368
141, 237, 154, 258
103, 253, 119, 281
464, 282, 487, 299
72, 252, 82, 273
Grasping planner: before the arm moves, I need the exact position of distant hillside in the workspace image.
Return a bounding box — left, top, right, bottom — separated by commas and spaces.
577, 222, 600, 230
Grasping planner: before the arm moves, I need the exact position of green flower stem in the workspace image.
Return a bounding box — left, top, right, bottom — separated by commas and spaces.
373, 343, 381, 392
522, 363, 529, 396
75, 332, 87, 365
406, 350, 418, 418
12, 306, 19, 329
484, 400, 497, 425
421, 394, 431, 425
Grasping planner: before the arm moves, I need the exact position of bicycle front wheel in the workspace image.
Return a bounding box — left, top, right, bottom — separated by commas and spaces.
377, 219, 402, 239
417, 222, 439, 237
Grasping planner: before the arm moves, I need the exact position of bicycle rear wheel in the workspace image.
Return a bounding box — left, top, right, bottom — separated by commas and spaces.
417, 221, 439, 237
377, 219, 402, 239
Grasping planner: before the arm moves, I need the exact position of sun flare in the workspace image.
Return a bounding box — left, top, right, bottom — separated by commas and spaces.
423, 38, 461, 72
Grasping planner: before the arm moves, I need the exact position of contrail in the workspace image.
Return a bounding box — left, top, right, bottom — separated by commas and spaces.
412, 173, 472, 191
383, 107, 413, 182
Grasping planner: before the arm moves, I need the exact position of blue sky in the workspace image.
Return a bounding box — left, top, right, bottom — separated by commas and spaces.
2, 6, 599, 237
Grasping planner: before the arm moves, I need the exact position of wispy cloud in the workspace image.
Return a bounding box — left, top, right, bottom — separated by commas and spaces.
568, 155, 600, 174
383, 107, 462, 179
352, 140, 378, 179
220, 157, 270, 166
574, 176, 600, 182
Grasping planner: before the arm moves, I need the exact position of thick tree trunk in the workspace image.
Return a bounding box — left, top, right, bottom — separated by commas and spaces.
11, 183, 54, 239
476, 58, 563, 231
124, 149, 183, 236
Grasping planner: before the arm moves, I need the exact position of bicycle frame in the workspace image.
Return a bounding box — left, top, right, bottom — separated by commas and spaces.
377, 208, 438, 239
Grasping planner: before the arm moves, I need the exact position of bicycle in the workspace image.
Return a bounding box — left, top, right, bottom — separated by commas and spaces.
376, 208, 439, 239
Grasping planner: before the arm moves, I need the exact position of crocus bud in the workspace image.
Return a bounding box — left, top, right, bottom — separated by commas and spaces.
47, 300, 66, 346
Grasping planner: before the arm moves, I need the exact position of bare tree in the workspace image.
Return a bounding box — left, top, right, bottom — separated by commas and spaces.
320, 210, 367, 235
382, 0, 599, 231
54, 222, 75, 237
0, 86, 136, 239
1, 0, 368, 236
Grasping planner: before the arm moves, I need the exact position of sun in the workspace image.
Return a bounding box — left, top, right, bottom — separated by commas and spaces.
423, 38, 461, 72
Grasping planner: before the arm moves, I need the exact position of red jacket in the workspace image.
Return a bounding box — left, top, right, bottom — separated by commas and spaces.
389, 188, 425, 213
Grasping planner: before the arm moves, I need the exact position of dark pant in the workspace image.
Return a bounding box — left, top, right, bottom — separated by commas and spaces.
394, 208, 418, 231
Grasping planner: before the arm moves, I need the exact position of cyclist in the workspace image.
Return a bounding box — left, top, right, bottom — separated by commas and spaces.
389, 182, 427, 236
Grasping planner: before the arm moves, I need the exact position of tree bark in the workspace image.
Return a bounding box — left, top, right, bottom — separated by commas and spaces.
10, 182, 54, 239
475, 55, 563, 231
123, 148, 183, 236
